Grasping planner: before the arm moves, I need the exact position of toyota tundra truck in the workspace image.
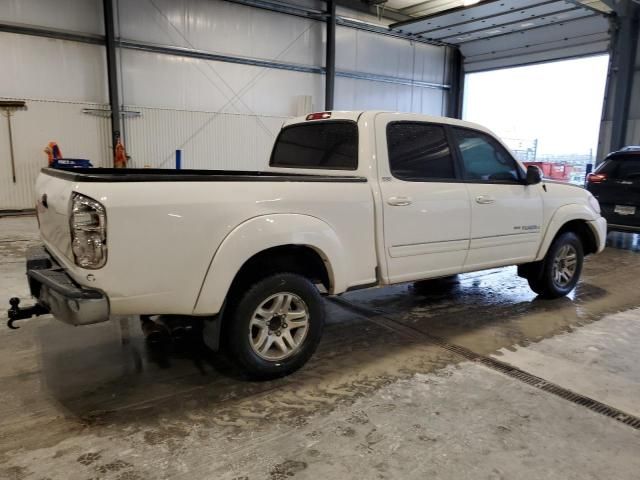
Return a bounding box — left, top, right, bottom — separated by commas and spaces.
8, 111, 607, 379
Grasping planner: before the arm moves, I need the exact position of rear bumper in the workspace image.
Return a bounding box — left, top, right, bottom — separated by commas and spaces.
26, 246, 110, 325
588, 217, 608, 253
600, 204, 640, 231
607, 223, 640, 233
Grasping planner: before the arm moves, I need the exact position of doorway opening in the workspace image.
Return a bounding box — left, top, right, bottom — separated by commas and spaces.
463, 55, 610, 185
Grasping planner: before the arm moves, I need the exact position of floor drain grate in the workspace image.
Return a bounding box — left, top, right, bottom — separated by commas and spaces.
330, 297, 640, 431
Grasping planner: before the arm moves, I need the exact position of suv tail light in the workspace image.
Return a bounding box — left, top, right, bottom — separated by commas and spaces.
587, 173, 607, 184
70, 193, 107, 269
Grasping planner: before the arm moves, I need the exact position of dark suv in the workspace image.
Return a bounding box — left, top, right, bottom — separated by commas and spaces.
586, 147, 640, 233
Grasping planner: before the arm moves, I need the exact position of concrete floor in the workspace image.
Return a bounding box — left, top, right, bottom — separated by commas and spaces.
1, 216, 639, 479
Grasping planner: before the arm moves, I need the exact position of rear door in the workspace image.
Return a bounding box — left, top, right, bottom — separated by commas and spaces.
375, 114, 471, 283
450, 127, 543, 270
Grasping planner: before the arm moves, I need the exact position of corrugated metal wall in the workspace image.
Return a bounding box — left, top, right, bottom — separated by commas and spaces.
0, 0, 452, 209
0, 98, 111, 210
0, 21, 109, 210
124, 107, 286, 170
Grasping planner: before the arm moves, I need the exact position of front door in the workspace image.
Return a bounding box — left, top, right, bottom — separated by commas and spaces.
376, 115, 471, 283
449, 126, 543, 271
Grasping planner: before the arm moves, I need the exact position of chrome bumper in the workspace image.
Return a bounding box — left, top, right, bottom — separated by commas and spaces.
25, 246, 110, 326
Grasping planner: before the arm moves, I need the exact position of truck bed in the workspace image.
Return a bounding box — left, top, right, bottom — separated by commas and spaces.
43, 168, 367, 183
35, 166, 378, 316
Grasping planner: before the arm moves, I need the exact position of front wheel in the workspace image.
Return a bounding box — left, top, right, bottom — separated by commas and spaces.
224, 273, 325, 380
530, 232, 584, 299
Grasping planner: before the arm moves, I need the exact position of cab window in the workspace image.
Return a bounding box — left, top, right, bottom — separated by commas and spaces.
452, 128, 522, 183
387, 122, 457, 181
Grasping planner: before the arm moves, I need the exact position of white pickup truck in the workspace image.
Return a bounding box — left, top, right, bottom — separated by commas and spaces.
9, 111, 606, 378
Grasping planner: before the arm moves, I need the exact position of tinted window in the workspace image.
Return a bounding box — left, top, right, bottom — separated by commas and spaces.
453, 128, 521, 183
270, 121, 358, 170
597, 157, 640, 180
387, 123, 456, 181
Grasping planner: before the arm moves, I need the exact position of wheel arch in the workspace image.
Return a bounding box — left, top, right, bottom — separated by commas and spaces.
536, 204, 600, 261
193, 214, 346, 315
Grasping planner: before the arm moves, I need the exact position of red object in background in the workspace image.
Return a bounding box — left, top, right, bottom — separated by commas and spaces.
44, 142, 62, 166
524, 161, 573, 181
114, 137, 128, 168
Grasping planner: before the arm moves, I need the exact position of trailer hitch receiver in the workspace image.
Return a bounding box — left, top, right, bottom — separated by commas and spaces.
7, 297, 48, 329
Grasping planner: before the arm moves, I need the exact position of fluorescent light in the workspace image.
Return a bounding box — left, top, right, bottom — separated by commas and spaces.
463, 0, 481, 6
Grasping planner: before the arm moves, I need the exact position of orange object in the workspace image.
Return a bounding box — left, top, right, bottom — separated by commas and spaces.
44, 142, 62, 166
114, 137, 128, 168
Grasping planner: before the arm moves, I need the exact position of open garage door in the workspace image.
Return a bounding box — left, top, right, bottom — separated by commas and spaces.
388, 0, 612, 72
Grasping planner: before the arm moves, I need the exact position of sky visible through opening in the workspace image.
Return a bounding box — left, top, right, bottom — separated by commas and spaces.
462, 55, 609, 159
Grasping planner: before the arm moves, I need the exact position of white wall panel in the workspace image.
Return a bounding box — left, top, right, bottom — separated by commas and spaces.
117, 0, 324, 67
413, 42, 448, 85
0, 0, 104, 34
336, 26, 445, 83
334, 77, 444, 115
0, 33, 107, 103
120, 49, 324, 117
0, 99, 110, 210
336, 27, 414, 79
123, 107, 286, 171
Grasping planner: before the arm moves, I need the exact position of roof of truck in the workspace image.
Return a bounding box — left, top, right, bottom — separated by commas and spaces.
283, 110, 493, 135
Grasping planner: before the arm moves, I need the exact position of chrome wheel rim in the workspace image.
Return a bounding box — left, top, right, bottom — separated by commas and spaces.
249, 292, 309, 361
552, 244, 578, 288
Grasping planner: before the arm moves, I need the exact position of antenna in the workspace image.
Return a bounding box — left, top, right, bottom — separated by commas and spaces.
1, 100, 27, 183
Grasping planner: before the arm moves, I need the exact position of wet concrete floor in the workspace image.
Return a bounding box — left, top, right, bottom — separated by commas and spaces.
0, 216, 639, 479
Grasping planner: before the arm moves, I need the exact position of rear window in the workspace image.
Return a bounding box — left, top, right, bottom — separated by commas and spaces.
270, 121, 358, 170
597, 157, 640, 180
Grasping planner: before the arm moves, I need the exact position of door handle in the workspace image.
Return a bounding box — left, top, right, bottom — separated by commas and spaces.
387, 196, 412, 206
475, 195, 495, 205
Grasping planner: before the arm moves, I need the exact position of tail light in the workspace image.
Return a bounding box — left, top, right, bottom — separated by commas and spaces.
587, 173, 607, 184
306, 112, 332, 121
70, 193, 107, 269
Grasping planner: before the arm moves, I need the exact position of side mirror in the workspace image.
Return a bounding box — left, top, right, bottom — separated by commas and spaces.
526, 165, 542, 185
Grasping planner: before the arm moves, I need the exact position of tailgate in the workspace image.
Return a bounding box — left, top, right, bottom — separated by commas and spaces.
34, 171, 74, 262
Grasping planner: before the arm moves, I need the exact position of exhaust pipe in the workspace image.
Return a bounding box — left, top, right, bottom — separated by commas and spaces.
140, 315, 169, 345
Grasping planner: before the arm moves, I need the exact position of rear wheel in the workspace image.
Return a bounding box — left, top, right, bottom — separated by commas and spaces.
224, 273, 325, 380
528, 232, 584, 298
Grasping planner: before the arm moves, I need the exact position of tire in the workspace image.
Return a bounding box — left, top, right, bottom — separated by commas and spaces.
224, 273, 325, 380
533, 232, 584, 299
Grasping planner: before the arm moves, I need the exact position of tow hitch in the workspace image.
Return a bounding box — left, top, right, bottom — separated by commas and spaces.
7, 297, 48, 329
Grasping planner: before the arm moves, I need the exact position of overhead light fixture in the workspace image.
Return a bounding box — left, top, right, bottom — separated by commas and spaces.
463, 0, 481, 6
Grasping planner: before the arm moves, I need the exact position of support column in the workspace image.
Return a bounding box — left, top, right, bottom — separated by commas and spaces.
325, 0, 336, 111
610, 2, 639, 151
599, 0, 640, 159
446, 46, 464, 119
103, 0, 122, 166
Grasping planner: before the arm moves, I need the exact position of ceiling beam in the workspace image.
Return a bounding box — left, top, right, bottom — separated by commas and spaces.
335, 0, 412, 22
564, 0, 612, 15
397, 0, 497, 19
